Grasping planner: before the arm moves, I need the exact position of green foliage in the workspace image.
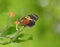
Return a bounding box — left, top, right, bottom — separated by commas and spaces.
0, 0, 60, 47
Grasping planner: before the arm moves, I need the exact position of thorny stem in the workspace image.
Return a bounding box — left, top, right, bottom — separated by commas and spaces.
7, 26, 25, 41
13, 26, 24, 40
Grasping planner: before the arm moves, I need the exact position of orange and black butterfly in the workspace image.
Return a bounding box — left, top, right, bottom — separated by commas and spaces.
17, 14, 38, 27
15, 14, 38, 30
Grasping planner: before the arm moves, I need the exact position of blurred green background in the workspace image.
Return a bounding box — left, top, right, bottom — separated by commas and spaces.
0, 0, 60, 47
